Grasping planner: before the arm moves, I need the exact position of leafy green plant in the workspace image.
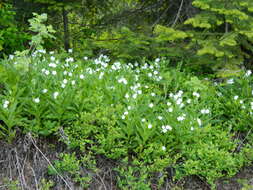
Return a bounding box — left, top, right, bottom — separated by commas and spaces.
48, 152, 95, 188
39, 179, 55, 190
28, 13, 56, 52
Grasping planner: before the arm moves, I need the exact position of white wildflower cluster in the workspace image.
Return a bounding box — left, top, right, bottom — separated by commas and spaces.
94, 55, 110, 68
129, 83, 142, 99
250, 102, 253, 110
177, 114, 186, 121
200, 109, 210, 114
161, 125, 172, 133
66, 57, 74, 63
118, 77, 128, 85
111, 62, 121, 70
193, 91, 200, 98
3, 100, 9, 108
245, 70, 252, 77
169, 90, 184, 108
121, 110, 129, 120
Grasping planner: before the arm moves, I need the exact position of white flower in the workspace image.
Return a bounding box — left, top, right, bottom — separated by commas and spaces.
201, 109, 210, 114
193, 92, 200, 98
125, 93, 130, 99
9, 55, 14, 60
177, 115, 185, 121
166, 125, 172, 131
63, 79, 68, 84
151, 93, 156, 97
127, 106, 132, 110
148, 124, 152, 129
178, 90, 183, 95
137, 90, 142, 95
66, 57, 74, 62
167, 102, 172, 106
187, 99, 191, 104
42, 89, 48, 93
168, 107, 173, 112
190, 127, 194, 131
141, 118, 146, 122
149, 103, 154, 108
53, 92, 59, 99
45, 70, 50, 75
49, 63, 57, 68
148, 73, 152, 77
155, 58, 160, 63
68, 49, 73, 53
121, 115, 126, 120
245, 70, 252, 77
252, 90, 253, 96
99, 72, 104, 79
157, 116, 163, 120
50, 56, 55, 61
179, 103, 185, 108
84, 56, 88, 60
197, 118, 202, 126
80, 74, 85, 79
118, 77, 128, 85
63, 71, 68, 75
124, 111, 129, 115
68, 72, 73, 77
71, 80, 76, 85
234, 96, 239, 100
61, 84, 66, 88
176, 98, 182, 105
132, 94, 138, 99
162, 125, 172, 133
239, 100, 243, 104
227, 78, 234, 84
3, 100, 9, 108
33, 98, 40, 103
52, 71, 57, 75
162, 146, 166, 151
154, 70, 159, 75
49, 51, 54, 54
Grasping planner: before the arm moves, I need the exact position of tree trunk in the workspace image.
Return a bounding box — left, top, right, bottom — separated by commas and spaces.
62, 6, 70, 51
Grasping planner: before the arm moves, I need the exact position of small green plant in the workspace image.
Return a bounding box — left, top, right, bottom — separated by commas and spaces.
39, 179, 54, 190
115, 161, 151, 190
48, 152, 95, 188
28, 13, 56, 52
2, 178, 20, 190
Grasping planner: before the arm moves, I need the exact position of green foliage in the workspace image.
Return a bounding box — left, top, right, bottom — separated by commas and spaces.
0, 3, 30, 57
28, 13, 56, 51
175, 125, 245, 189
183, 0, 253, 72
